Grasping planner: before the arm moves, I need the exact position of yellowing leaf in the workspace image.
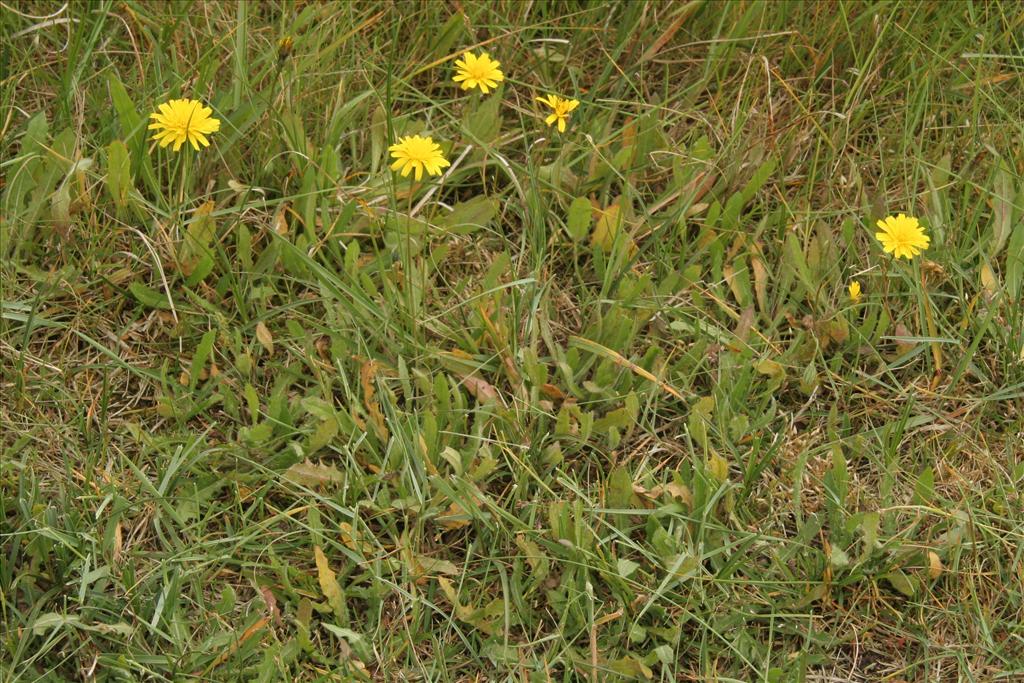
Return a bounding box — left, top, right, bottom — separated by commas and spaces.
707, 453, 729, 483
436, 499, 474, 530
639, 481, 693, 507
461, 374, 502, 405
360, 360, 389, 440
436, 576, 504, 635
514, 534, 549, 580
928, 551, 943, 580
750, 254, 769, 314
273, 207, 289, 236
339, 522, 375, 555
411, 554, 460, 578
313, 545, 345, 615
756, 359, 784, 381
591, 203, 623, 252
255, 321, 274, 354
283, 459, 343, 488
437, 576, 473, 621
980, 262, 999, 297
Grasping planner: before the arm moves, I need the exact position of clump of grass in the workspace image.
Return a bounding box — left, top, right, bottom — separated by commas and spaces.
2, 1, 1023, 681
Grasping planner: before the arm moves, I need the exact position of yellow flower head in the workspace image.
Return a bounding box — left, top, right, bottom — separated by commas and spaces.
875, 213, 929, 260
848, 280, 862, 302
148, 98, 220, 152
536, 94, 580, 133
453, 52, 504, 94
277, 35, 294, 61
388, 135, 450, 181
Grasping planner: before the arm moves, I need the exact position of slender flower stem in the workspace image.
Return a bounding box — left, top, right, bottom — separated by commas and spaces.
918, 262, 943, 383
404, 188, 417, 343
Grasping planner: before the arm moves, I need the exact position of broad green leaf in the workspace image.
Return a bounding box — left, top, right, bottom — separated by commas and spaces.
308, 419, 338, 453
859, 511, 880, 562
606, 465, 634, 509
128, 282, 171, 310
188, 329, 217, 390
179, 201, 217, 277
990, 159, 1013, 257
463, 92, 503, 144
740, 156, 776, 205
687, 395, 715, 449
107, 72, 157, 194
912, 466, 935, 505
431, 14, 468, 60
882, 570, 916, 597
784, 231, 817, 304
617, 558, 640, 578
107, 72, 143, 149
566, 196, 592, 242
437, 196, 498, 235
829, 546, 849, 570
370, 105, 387, 175
320, 624, 371, 661
3, 112, 49, 218
1006, 214, 1024, 299
105, 140, 132, 208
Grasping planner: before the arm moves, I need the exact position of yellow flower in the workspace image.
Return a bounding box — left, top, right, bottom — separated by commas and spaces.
277, 35, 294, 61
848, 280, 862, 302
388, 135, 450, 181
453, 52, 504, 94
875, 213, 929, 260
536, 94, 579, 133
148, 98, 220, 152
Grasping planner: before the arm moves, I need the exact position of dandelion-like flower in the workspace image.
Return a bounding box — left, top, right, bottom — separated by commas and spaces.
148, 99, 220, 152
848, 281, 862, 302
536, 94, 580, 133
875, 213, 929, 260
453, 52, 504, 94
277, 35, 294, 61
388, 135, 450, 181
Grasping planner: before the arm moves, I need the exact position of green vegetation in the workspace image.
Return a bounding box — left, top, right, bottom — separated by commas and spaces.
2, 1, 1022, 680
